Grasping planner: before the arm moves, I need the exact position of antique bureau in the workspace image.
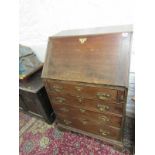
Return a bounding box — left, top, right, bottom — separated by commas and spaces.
42, 25, 133, 149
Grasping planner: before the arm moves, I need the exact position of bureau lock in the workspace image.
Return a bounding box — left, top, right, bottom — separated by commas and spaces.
79, 38, 87, 44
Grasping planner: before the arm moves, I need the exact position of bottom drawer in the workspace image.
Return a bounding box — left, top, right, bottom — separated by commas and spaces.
57, 113, 121, 141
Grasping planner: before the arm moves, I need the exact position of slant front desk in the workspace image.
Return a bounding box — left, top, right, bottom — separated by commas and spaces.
42, 25, 133, 150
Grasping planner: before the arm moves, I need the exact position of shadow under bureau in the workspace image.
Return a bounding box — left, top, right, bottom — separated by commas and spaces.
42, 25, 133, 149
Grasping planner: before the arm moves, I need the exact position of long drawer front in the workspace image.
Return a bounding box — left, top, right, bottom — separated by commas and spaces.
49, 92, 123, 115
57, 112, 121, 141
46, 80, 126, 103
53, 104, 122, 128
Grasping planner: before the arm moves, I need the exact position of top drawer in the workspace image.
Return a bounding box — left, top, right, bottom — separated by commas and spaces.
45, 80, 125, 102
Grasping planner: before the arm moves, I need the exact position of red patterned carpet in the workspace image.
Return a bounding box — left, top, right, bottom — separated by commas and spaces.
19, 112, 134, 155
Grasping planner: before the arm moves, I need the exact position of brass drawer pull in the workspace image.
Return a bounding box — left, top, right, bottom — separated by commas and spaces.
99, 129, 110, 136
75, 86, 82, 91
99, 115, 109, 122
79, 109, 86, 113
56, 97, 65, 104
53, 85, 63, 92
60, 107, 69, 112
96, 92, 111, 100
64, 120, 72, 125
97, 104, 109, 112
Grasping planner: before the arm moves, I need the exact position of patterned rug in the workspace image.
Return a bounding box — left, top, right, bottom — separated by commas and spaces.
19, 112, 134, 155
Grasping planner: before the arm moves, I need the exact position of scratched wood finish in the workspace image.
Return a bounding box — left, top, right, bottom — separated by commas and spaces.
42, 26, 133, 149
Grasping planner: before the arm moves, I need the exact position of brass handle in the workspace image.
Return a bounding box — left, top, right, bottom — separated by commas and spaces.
79, 109, 86, 113
96, 92, 111, 100
79, 38, 87, 44
75, 86, 82, 91
64, 120, 72, 125
97, 104, 109, 112
53, 85, 63, 92
99, 129, 110, 136
99, 115, 109, 122
60, 107, 69, 112
56, 97, 65, 104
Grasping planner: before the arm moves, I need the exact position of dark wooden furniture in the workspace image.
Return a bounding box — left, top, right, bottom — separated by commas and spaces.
19, 70, 55, 124
42, 25, 133, 149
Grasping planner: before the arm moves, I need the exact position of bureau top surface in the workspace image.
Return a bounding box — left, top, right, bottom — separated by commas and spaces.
53, 25, 133, 37
42, 25, 133, 87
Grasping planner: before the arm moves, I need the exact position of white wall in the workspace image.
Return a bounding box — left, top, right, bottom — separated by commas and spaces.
19, 0, 133, 62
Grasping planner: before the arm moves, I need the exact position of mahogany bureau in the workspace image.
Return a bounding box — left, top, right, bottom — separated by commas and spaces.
42, 25, 133, 149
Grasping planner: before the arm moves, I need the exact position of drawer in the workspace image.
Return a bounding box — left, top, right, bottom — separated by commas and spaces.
57, 113, 121, 141
54, 104, 122, 128
49, 93, 123, 115
46, 80, 122, 102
